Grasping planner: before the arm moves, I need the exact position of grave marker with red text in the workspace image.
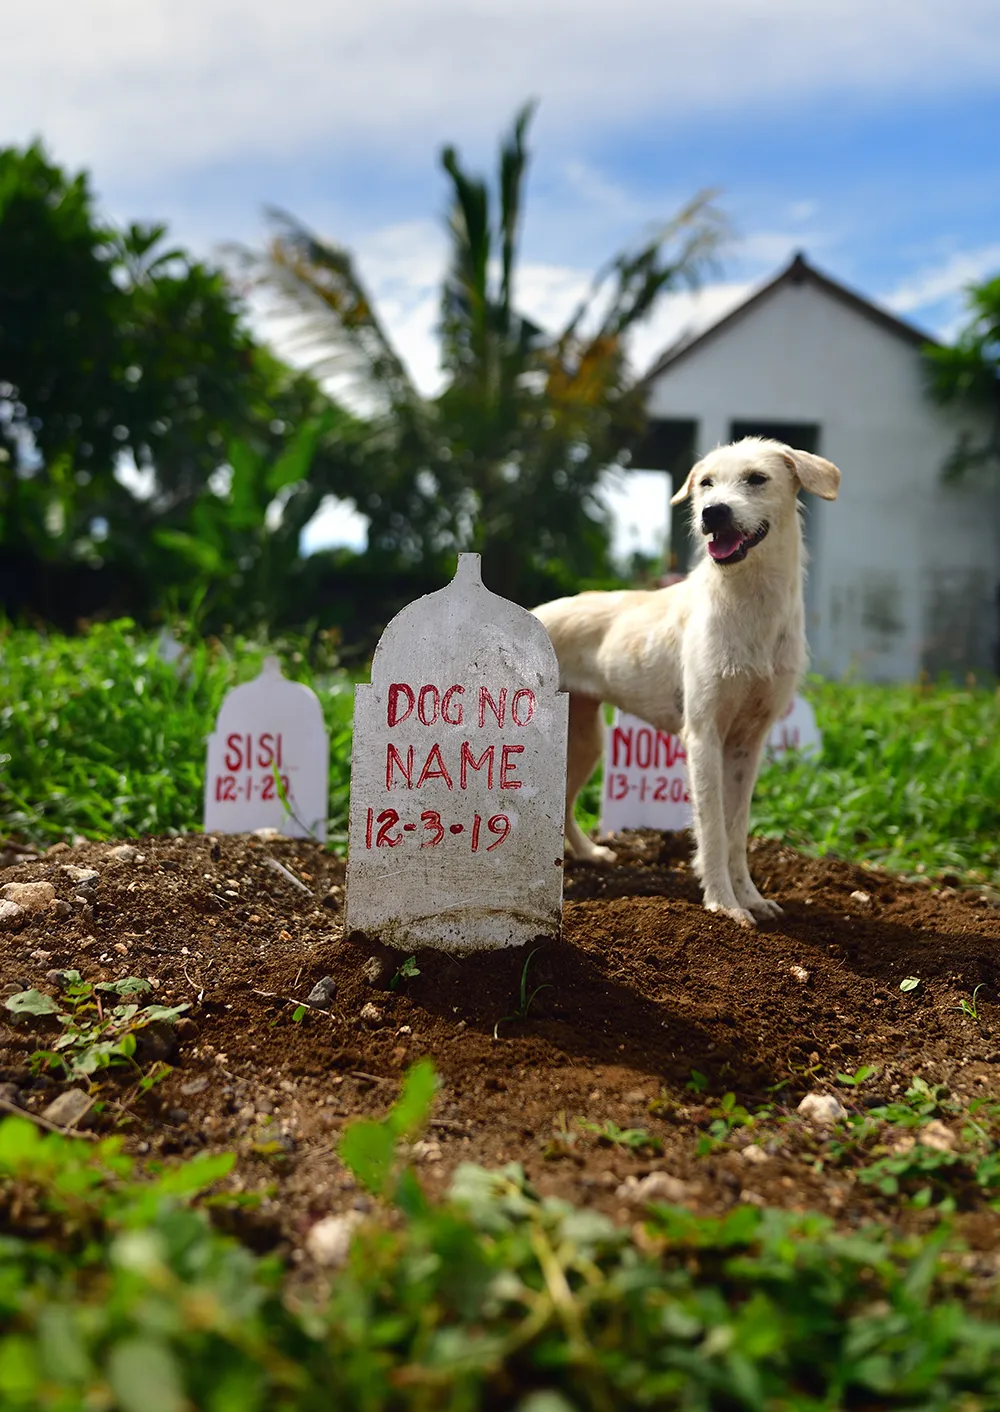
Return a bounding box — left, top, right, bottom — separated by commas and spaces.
203, 656, 328, 840
600, 695, 822, 836
345, 554, 569, 950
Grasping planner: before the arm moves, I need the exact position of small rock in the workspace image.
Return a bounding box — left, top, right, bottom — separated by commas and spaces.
359, 1002, 384, 1028
174, 1018, 200, 1042
305, 1211, 364, 1268
624, 1088, 648, 1105
135, 1020, 179, 1066
41, 1088, 94, 1130
167, 1108, 189, 1126
0, 900, 24, 931
29, 949, 52, 963
106, 845, 140, 864
616, 1171, 690, 1205
180, 1075, 209, 1096
410, 1138, 443, 1164
920, 1119, 956, 1153
44, 969, 78, 990
796, 1092, 848, 1127
321, 889, 343, 910
1, 881, 56, 913
788, 964, 810, 984
48, 899, 73, 920
307, 976, 338, 1010
46, 842, 70, 855
252, 827, 282, 841
455, 1020, 467, 1032
740, 1145, 770, 1165
397, 1025, 412, 1036
850, 890, 871, 906
362, 955, 392, 989
59, 866, 100, 889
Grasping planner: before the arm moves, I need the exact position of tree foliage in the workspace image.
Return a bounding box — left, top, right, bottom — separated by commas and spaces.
254, 104, 724, 604
0, 141, 358, 632
925, 274, 1000, 481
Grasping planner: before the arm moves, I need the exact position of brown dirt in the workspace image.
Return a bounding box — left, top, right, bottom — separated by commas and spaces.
3, 829, 1000, 1258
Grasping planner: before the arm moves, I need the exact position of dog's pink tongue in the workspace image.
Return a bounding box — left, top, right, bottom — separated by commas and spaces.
708, 529, 744, 561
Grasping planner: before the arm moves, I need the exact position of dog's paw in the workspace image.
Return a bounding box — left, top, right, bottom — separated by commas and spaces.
578, 843, 617, 867
750, 897, 783, 921
705, 901, 757, 928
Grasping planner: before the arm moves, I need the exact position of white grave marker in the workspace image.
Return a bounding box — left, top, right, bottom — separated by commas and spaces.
600, 695, 822, 837
345, 554, 568, 950
204, 656, 329, 840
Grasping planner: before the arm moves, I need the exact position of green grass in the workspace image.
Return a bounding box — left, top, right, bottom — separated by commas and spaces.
0, 620, 354, 849
3, 1065, 1000, 1411
3, 625, 1000, 886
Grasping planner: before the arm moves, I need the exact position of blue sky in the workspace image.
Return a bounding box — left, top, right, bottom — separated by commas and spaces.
5, 0, 999, 561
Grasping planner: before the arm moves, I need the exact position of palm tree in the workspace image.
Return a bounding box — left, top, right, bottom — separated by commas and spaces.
251, 104, 724, 603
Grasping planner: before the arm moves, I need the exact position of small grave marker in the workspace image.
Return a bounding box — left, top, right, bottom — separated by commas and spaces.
345, 554, 568, 950
203, 656, 328, 840
600, 695, 822, 837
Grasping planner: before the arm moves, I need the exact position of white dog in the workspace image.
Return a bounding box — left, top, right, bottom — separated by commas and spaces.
535, 437, 840, 926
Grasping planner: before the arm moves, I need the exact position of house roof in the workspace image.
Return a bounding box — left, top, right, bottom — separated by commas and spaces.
644, 251, 940, 384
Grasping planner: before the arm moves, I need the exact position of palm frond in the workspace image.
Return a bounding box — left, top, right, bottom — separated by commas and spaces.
249, 209, 423, 420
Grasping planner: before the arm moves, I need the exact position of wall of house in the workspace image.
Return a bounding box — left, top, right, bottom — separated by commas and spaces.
647, 278, 999, 680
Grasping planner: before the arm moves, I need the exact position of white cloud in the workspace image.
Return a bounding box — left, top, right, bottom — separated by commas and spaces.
884, 244, 1000, 315
4, 0, 998, 186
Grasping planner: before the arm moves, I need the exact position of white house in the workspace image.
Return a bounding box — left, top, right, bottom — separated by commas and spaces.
640, 252, 998, 681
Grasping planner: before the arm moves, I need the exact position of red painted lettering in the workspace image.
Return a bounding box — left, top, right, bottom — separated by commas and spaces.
636, 727, 653, 770
479, 687, 507, 728
258, 731, 275, 767
441, 684, 465, 724
416, 744, 454, 790
460, 741, 495, 789
511, 688, 536, 725
386, 743, 414, 789
387, 683, 415, 727
500, 743, 524, 789
417, 684, 440, 725
224, 733, 243, 770
611, 726, 632, 768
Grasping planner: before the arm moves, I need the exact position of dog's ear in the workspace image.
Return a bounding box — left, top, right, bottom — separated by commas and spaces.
670, 462, 700, 505
781, 448, 841, 501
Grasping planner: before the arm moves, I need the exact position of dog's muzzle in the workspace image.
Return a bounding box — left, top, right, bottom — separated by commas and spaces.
701, 504, 770, 565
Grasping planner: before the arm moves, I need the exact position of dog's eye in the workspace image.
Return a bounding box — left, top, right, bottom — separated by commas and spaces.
745, 473, 768, 487
699, 477, 713, 489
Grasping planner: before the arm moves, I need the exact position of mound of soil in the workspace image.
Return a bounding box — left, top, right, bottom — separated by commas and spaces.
2, 830, 1000, 1257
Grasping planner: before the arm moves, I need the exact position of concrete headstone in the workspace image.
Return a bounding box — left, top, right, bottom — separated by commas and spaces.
345, 554, 569, 950
203, 656, 328, 840
600, 695, 822, 837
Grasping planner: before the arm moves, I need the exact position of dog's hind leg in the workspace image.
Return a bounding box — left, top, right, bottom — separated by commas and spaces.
563, 694, 616, 864
723, 732, 782, 921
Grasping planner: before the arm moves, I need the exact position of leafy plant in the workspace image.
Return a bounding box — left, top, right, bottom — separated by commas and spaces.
836, 1064, 878, 1088
389, 956, 421, 991
4, 974, 187, 1080
338, 1057, 438, 1203
956, 983, 987, 1022
900, 976, 922, 993
493, 947, 553, 1038
578, 1118, 663, 1155
696, 1092, 757, 1156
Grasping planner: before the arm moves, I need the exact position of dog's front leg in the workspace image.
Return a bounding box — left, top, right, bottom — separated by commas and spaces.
686, 727, 757, 926
723, 734, 782, 922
